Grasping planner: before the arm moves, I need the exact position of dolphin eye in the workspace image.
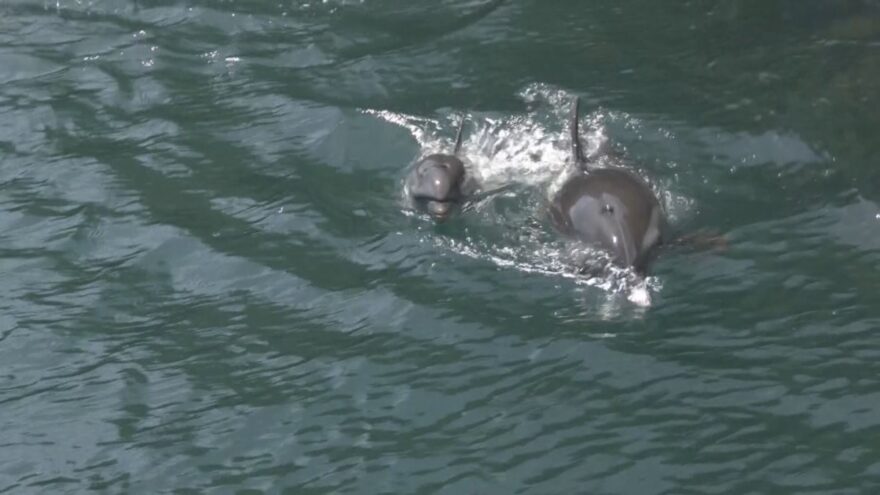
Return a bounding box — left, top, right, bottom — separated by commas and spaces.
601, 204, 614, 214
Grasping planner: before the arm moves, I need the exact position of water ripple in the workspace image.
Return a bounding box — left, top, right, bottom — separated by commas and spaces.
2, 0, 880, 494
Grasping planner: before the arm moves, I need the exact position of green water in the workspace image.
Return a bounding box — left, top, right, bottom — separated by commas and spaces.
2, 0, 880, 493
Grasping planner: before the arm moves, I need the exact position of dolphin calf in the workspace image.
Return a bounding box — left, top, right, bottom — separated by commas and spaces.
404, 118, 469, 222
549, 97, 668, 273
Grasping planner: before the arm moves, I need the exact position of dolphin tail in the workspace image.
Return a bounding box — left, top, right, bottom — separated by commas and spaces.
453, 115, 466, 155
570, 96, 586, 167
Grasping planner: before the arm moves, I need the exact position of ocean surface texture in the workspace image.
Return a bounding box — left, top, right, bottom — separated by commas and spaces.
1, 0, 879, 493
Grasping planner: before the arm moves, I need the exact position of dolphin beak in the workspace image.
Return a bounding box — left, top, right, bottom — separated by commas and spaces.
427, 200, 453, 221
605, 219, 637, 267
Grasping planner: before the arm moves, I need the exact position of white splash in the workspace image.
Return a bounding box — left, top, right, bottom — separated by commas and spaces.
366, 83, 688, 307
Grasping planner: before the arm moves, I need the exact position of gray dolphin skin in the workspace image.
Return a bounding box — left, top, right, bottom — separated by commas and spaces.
405, 118, 467, 222
549, 97, 667, 273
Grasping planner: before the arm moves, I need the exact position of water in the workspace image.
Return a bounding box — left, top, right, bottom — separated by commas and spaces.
2, 0, 879, 492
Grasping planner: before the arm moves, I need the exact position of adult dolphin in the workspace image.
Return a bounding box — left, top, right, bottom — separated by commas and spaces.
549, 97, 668, 273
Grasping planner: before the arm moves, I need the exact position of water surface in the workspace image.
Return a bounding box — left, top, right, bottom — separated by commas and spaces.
2, 0, 880, 493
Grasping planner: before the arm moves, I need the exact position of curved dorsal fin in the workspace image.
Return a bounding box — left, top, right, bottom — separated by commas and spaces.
453, 115, 466, 155
570, 96, 586, 167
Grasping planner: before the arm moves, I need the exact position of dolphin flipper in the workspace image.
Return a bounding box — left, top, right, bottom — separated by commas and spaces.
462, 183, 518, 209
666, 230, 729, 252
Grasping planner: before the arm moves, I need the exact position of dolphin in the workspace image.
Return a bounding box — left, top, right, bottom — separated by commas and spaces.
404, 118, 469, 222
549, 97, 668, 273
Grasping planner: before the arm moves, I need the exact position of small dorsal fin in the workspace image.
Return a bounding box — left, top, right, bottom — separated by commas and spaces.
453, 115, 466, 155
570, 96, 586, 167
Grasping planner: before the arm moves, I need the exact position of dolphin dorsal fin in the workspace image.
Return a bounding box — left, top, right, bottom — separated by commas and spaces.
453, 115, 466, 155
570, 96, 586, 167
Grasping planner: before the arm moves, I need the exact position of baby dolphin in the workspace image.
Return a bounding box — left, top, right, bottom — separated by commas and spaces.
405, 118, 468, 222
549, 97, 667, 273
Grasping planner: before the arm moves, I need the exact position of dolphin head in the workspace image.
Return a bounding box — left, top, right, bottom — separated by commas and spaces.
407, 153, 466, 222
558, 185, 645, 271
